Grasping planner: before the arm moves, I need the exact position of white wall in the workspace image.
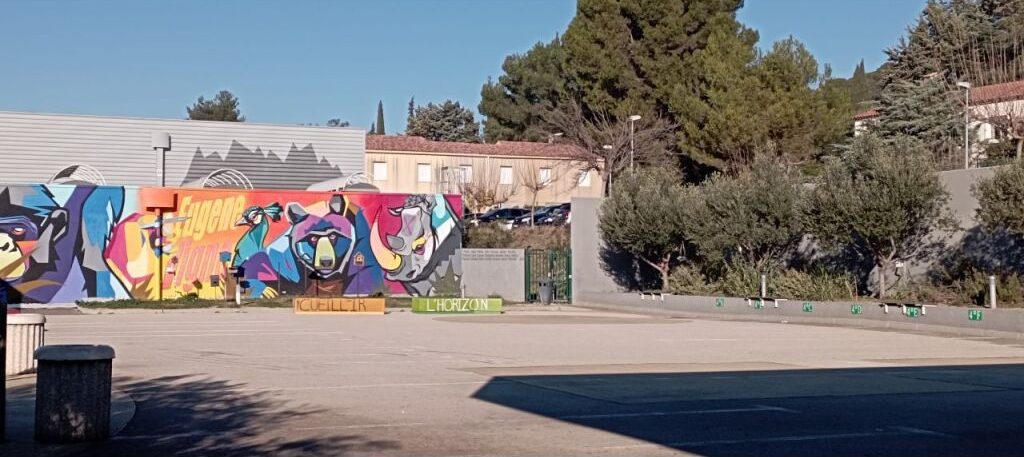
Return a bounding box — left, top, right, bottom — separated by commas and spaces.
0, 111, 365, 189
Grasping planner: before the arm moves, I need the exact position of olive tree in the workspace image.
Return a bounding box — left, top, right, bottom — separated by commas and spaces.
975, 160, 1024, 235
599, 167, 692, 289
689, 156, 806, 272
803, 134, 955, 297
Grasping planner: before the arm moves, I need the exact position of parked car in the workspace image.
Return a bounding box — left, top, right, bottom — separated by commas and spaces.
512, 205, 561, 228
464, 212, 484, 226
539, 203, 571, 226
477, 207, 531, 224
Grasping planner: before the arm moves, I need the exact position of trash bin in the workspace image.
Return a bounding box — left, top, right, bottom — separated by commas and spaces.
538, 279, 553, 305
34, 344, 115, 443
6, 313, 45, 376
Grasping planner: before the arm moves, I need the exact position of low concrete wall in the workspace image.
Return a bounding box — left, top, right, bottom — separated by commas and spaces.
459, 249, 526, 302
577, 292, 1024, 338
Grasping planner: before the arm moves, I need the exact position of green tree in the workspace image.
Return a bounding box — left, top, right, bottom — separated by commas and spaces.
975, 160, 1024, 234
375, 100, 385, 135
368, 122, 376, 135
481, 0, 849, 175
756, 37, 850, 166
186, 90, 245, 122
599, 167, 692, 288
406, 100, 481, 142
803, 134, 956, 297
326, 119, 350, 127
690, 156, 806, 271
876, 0, 1024, 166
479, 37, 567, 142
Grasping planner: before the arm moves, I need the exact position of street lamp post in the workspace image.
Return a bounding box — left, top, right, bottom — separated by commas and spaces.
957, 81, 971, 169
603, 144, 614, 195
628, 115, 642, 171
151, 132, 171, 302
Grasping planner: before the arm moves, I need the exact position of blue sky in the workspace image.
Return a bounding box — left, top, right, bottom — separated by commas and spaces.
0, 0, 926, 132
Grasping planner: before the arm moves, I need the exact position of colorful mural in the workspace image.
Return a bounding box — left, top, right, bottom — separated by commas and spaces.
0, 184, 462, 304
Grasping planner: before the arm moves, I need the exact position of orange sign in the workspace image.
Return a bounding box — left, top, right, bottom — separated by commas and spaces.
293, 297, 386, 314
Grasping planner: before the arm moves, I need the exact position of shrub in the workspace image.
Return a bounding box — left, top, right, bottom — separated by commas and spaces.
719, 262, 763, 297
947, 270, 1024, 307
464, 223, 513, 248
771, 268, 855, 301
665, 264, 717, 295
464, 224, 570, 250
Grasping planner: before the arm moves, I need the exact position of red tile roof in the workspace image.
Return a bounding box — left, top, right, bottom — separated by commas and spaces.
971, 80, 1024, 105
366, 135, 585, 159
853, 109, 880, 120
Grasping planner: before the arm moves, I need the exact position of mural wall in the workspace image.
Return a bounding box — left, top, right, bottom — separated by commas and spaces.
0, 184, 462, 304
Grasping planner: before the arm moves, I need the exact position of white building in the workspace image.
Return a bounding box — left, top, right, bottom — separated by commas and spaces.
852, 79, 1024, 159
0, 111, 366, 189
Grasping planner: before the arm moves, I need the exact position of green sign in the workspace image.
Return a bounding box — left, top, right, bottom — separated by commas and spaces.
968, 309, 984, 321
411, 297, 502, 314
851, 304, 863, 315
802, 302, 813, 313
715, 298, 725, 308
906, 307, 921, 318
753, 299, 765, 310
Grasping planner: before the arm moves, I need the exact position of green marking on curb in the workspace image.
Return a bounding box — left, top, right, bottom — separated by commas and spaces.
968, 309, 984, 321
753, 299, 765, 310
851, 304, 863, 315
715, 298, 725, 308
906, 307, 921, 318
802, 302, 813, 313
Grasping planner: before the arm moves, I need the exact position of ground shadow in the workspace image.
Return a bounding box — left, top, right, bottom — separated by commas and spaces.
3, 374, 400, 457
472, 363, 1024, 457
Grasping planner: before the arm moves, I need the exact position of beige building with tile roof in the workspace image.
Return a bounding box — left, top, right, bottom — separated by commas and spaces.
365, 135, 603, 213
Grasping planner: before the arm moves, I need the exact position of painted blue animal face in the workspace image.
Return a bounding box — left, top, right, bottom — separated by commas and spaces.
286, 196, 355, 278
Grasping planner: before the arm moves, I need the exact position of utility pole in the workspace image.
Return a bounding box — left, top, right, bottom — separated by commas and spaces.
957, 81, 972, 169
628, 115, 641, 171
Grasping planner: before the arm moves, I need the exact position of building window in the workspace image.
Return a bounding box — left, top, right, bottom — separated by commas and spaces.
372, 161, 387, 181
460, 164, 473, 183
417, 163, 432, 183
500, 166, 513, 185
578, 169, 591, 187
539, 167, 552, 185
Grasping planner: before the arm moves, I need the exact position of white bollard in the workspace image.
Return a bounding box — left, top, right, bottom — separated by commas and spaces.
6, 313, 46, 376
760, 274, 767, 298
989, 275, 998, 309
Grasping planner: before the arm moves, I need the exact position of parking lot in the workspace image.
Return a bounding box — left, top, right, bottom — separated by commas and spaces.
7, 306, 1024, 457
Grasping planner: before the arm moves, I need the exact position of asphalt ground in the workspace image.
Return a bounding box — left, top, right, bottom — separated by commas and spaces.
6, 306, 1024, 456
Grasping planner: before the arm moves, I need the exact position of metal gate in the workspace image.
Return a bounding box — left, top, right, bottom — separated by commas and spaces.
524, 249, 572, 303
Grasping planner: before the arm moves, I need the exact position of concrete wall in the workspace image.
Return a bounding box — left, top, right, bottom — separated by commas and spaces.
571, 198, 625, 304
0, 111, 365, 189
459, 249, 526, 302
0, 183, 462, 304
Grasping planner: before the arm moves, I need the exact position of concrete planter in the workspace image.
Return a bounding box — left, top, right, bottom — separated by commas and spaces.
6, 313, 45, 376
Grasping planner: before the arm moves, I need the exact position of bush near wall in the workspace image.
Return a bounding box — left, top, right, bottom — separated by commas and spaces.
665, 262, 856, 301
464, 224, 569, 250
